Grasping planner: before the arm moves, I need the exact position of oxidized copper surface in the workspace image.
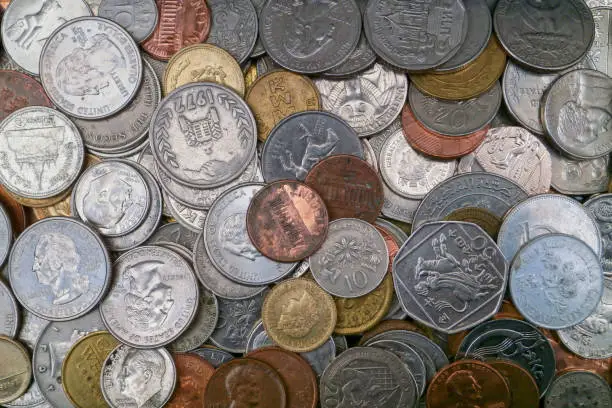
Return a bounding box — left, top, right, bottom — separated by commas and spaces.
0, 70, 52, 121
166, 353, 215, 408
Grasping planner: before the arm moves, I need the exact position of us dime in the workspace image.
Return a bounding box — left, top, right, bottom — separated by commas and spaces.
590, 7, 612, 76
190, 347, 234, 368
0, 203, 11, 267
368, 340, 427, 396
585, 194, 612, 275
147, 222, 199, 252
549, 144, 610, 195
206, 0, 257, 64
98, 0, 158, 43
168, 285, 218, 352
544, 371, 612, 408
40, 17, 142, 119
0, 279, 18, 338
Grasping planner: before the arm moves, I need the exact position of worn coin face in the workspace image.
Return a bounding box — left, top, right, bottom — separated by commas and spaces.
585, 194, 612, 275
0, 204, 11, 268
544, 371, 612, 407
206, 0, 257, 64
0, 335, 31, 404
590, 7, 612, 76
98, 0, 158, 42
0, 70, 53, 122
168, 285, 218, 352
190, 347, 234, 368
40, 17, 142, 119
165, 353, 214, 408
0, 279, 18, 337
148, 222, 199, 252
549, 146, 609, 195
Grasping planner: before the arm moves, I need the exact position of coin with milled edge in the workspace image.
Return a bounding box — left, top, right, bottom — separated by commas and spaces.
206, 0, 257, 64
549, 147, 609, 195
0, 203, 11, 267
544, 371, 612, 408
0, 279, 18, 338
0, 335, 31, 404
168, 285, 218, 352
0, 70, 53, 122
190, 347, 234, 368
585, 194, 612, 275
98, 0, 158, 43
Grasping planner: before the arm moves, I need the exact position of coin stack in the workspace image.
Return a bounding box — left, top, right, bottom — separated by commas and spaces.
0, 0, 611, 407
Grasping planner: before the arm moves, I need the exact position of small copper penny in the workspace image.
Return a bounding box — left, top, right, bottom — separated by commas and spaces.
488, 360, 540, 407
204, 358, 287, 408
402, 105, 487, 159
247, 181, 328, 262
0, 70, 52, 121
0, 186, 26, 236
305, 155, 384, 223
426, 360, 511, 408
166, 353, 215, 408
142, 0, 211, 61
246, 347, 318, 408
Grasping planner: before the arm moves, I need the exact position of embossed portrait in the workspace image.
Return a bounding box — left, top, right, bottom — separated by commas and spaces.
82, 171, 134, 230
220, 213, 261, 261
445, 370, 483, 408
279, 123, 339, 179
33, 233, 89, 305
398, 148, 432, 186
277, 292, 320, 338
284, 2, 336, 59
117, 349, 166, 408
225, 366, 262, 408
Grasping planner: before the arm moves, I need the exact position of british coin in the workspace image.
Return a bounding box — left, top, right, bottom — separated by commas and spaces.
444, 207, 502, 239
262, 112, 363, 183
259, 0, 361, 74
98, 0, 158, 42
40, 17, 142, 119
0, 106, 84, 200
549, 147, 609, 195
585, 194, 612, 275
9, 217, 110, 321
0, 70, 52, 122
147, 222, 199, 251
315, 63, 408, 137
0, 336, 31, 404
190, 347, 234, 368
101, 345, 177, 408
168, 285, 218, 352
590, 7, 612, 76
0, 279, 18, 338
367, 339, 427, 396
310, 218, 389, 298
1, 0, 92, 75
0, 204, 11, 267
165, 353, 214, 408
0, 187, 26, 237
544, 371, 612, 407
488, 360, 540, 408
206, 0, 257, 64
494, 0, 595, 72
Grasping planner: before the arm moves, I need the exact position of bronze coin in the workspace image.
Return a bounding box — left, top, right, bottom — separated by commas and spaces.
0, 70, 52, 122
246, 347, 318, 408
359, 319, 424, 345
204, 358, 287, 408
166, 353, 215, 408
305, 155, 384, 223
0, 186, 25, 236
488, 360, 540, 407
401, 104, 488, 159
247, 181, 329, 262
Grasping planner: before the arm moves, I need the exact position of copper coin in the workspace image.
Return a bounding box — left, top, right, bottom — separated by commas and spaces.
204, 358, 287, 408
359, 319, 424, 345
142, 0, 211, 61
246, 347, 318, 408
0, 186, 25, 236
0, 70, 52, 121
488, 360, 540, 407
426, 360, 511, 408
401, 105, 488, 159
166, 353, 215, 408
304, 155, 384, 223
247, 181, 328, 262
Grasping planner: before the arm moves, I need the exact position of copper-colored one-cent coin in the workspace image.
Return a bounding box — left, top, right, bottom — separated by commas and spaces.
0, 70, 52, 121
247, 180, 329, 262
0, 186, 26, 236
246, 347, 318, 408
305, 155, 384, 223
166, 353, 215, 408
204, 358, 287, 408
488, 359, 540, 408
426, 360, 511, 408
142, 0, 211, 61
402, 105, 488, 159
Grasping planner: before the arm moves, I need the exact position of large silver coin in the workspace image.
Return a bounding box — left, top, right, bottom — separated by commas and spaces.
585, 194, 612, 275
0, 204, 12, 267
315, 63, 408, 137
98, 0, 158, 43
149, 82, 257, 189
368, 339, 427, 397
9, 217, 110, 321
0, 106, 84, 200
1, 0, 92, 75
101, 345, 176, 408
167, 285, 218, 352
549, 146, 609, 195
544, 371, 612, 408
100, 245, 199, 348
0, 279, 18, 338
310, 218, 388, 298
147, 222, 199, 252
40, 17, 142, 119
206, 0, 258, 64
589, 7, 612, 76
190, 347, 234, 368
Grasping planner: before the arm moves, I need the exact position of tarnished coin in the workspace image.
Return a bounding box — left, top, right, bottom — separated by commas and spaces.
0, 279, 18, 337
590, 7, 612, 76
544, 371, 612, 408
488, 360, 540, 408
260, 0, 361, 74
0, 70, 52, 122
444, 207, 502, 239
168, 285, 218, 352
190, 347, 234, 368
549, 147, 609, 195
148, 223, 199, 252
98, 0, 158, 42
361, 138, 378, 170
585, 194, 612, 275
206, 0, 257, 64
310, 218, 388, 298
315, 63, 408, 137
0, 335, 31, 404
101, 345, 177, 408
249, 0, 266, 57
589, 0, 612, 7
40, 17, 142, 119
165, 353, 214, 408
0, 204, 11, 268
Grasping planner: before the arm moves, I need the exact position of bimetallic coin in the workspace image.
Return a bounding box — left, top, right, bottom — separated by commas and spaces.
206, 0, 257, 64
585, 194, 612, 275
488, 360, 540, 408
0, 279, 18, 338
147, 222, 199, 252
544, 371, 612, 408
0, 336, 31, 404
168, 285, 218, 352
0, 70, 53, 122
0, 203, 11, 267
549, 147, 609, 195
190, 347, 234, 368
444, 207, 502, 239
98, 0, 158, 42
165, 353, 214, 408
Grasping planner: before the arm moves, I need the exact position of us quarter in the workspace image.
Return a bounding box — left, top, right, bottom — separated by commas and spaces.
549, 145, 610, 195
168, 285, 218, 352
585, 194, 612, 275
544, 371, 612, 407
206, 0, 257, 64
0, 203, 12, 267
368, 339, 427, 396
190, 347, 234, 368
98, 0, 158, 43
0, 279, 18, 338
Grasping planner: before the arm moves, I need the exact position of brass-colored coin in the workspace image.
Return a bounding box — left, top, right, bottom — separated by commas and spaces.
359, 319, 425, 345
163, 44, 245, 96
62, 331, 119, 408
410, 36, 506, 100
262, 278, 337, 353
246, 70, 321, 141
444, 207, 502, 239
0, 335, 31, 404
244, 64, 258, 90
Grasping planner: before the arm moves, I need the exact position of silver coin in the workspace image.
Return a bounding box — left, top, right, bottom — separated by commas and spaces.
190, 347, 234, 368
98, 0, 158, 43
490, 104, 518, 128
315, 63, 408, 137
101, 344, 176, 408
368, 339, 427, 397
494, 0, 595, 71
164, 192, 208, 234
361, 139, 378, 171
588, 7, 612, 76
33, 309, 106, 408
301, 336, 336, 377
40, 17, 142, 119
0, 106, 85, 200
1, 0, 92, 75
155, 242, 192, 262
409, 82, 502, 136
473, 126, 552, 195
333, 335, 348, 356
585, 194, 612, 275
0, 51, 29, 74
167, 285, 218, 352
85, 0, 101, 14
206, 0, 258, 64
310, 218, 388, 298
259, 0, 361, 74
457, 152, 485, 173
549, 145, 610, 195
245, 319, 274, 352
250, 0, 266, 58
255, 55, 281, 77
149, 82, 257, 189
364, 0, 468, 71
0, 204, 12, 267
261, 111, 363, 182
147, 222, 199, 252
9, 217, 110, 321
0, 279, 18, 338
589, 0, 612, 6
379, 128, 456, 199
497, 194, 601, 263
291, 260, 310, 279
544, 371, 612, 408
143, 53, 167, 84
204, 183, 297, 285
384, 294, 409, 320
412, 173, 529, 229
375, 218, 409, 244
100, 245, 199, 348
135, 148, 172, 218
92, 138, 149, 159
543, 69, 612, 159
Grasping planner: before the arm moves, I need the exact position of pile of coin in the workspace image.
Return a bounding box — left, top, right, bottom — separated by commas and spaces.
0, 0, 611, 407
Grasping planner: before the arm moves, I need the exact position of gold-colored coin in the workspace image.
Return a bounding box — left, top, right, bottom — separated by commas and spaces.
62, 331, 119, 408
163, 44, 245, 96
262, 278, 336, 353
244, 64, 258, 90
0, 336, 31, 404
444, 207, 502, 238
246, 70, 320, 141
409, 36, 507, 100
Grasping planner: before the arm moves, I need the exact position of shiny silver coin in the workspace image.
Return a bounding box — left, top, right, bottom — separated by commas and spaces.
291, 260, 310, 279
588, 7, 612, 76
494, 0, 595, 72
301, 337, 336, 377
315, 63, 408, 137
457, 152, 485, 173
136, 146, 172, 218
0, 203, 12, 267
361, 139, 378, 170
206, 0, 257, 64
101, 344, 176, 408
155, 242, 192, 262
190, 347, 234, 368
368, 339, 427, 396
1, 0, 92, 75
9, 217, 110, 321
147, 222, 199, 252
586, 194, 612, 275
163, 192, 207, 234
549, 146, 609, 195
40, 17, 142, 119
245, 319, 274, 352
100, 245, 199, 348
544, 371, 612, 408
90, 138, 149, 159
0, 279, 18, 338
310, 218, 389, 298
98, 0, 158, 43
